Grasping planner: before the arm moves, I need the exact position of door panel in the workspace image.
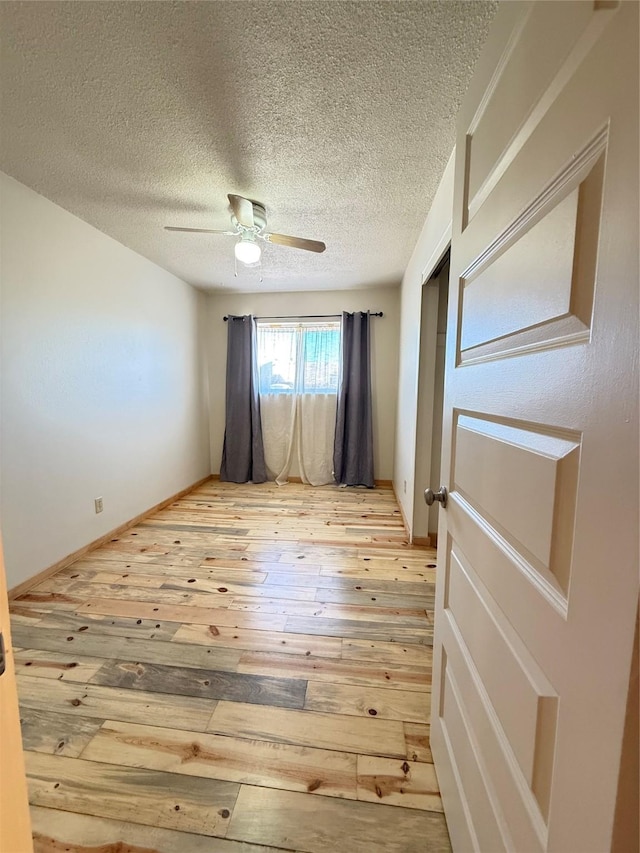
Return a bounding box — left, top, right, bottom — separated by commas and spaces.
439, 616, 547, 851
464, 0, 614, 225
431, 3, 639, 851
453, 415, 580, 589
460, 186, 581, 354
459, 126, 606, 366
445, 548, 558, 794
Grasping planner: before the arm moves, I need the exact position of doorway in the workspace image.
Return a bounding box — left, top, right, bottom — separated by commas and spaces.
412, 250, 450, 546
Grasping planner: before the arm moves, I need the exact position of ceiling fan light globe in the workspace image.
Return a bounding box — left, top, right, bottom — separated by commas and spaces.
234, 239, 261, 265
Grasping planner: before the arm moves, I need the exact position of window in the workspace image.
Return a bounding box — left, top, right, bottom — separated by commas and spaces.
256, 321, 341, 394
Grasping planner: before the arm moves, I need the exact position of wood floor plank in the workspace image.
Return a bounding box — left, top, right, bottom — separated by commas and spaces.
14, 591, 89, 611
195, 567, 270, 584
81, 720, 357, 800
205, 558, 321, 575
257, 545, 361, 560
90, 569, 170, 587
71, 557, 249, 579
224, 597, 328, 617
13, 625, 242, 673
160, 578, 316, 601
26, 751, 239, 838
262, 571, 324, 587
35, 577, 247, 609
90, 659, 307, 709
280, 553, 434, 570
76, 598, 288, 631
172, 622, 343, 658
17, 675, 216, 731
284, 615, 432, 644
231, 598, 430, 625
13, 649, 106, 682
357, 547, 437, 561
315, 587, 434, 609
207, 701, 407, 759
341, 638, 433, 667
19, 708, 103, 758
312, 602, 429, 624
141, 520, 250, 535
91, 566, 271, 585
318, 566, 436, 582
226, 786, 451, 853
237, 651, 431, 692
30, 806, 286, 853
305, 681, 430, 724
206, 551, 300, 565
33, 577, 202, 606
356, 755, 442, 812
79, 548, 209, 568
7, 604, 51, 624
33, 610, 180, 640
289, 574, 434, 595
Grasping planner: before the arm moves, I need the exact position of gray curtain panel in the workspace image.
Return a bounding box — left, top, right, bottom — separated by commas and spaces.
220, 315, 267, 483
333, 311, 374, 487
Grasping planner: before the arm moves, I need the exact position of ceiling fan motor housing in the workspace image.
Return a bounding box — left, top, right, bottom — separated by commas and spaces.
232, 202, 267, 233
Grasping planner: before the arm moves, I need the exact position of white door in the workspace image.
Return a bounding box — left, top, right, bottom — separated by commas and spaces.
0, 535, 32, 851
431, 2, 639, 851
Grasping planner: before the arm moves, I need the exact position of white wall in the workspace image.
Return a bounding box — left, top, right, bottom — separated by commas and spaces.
0, 173, 211, 589
206, 287, 399, 481
393, 151, 455, 535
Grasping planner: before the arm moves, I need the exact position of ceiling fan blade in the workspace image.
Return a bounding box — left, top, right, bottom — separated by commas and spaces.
164, 226, 236, 234
228, 194, 254, 228
265, 232, 326, 253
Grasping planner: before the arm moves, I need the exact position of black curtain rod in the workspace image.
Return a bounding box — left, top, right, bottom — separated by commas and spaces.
223, 312, 383, 321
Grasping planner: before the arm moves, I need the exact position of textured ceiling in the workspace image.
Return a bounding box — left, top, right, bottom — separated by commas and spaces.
0, 1, 496, 292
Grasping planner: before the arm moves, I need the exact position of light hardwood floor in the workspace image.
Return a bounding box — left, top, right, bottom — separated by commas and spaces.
10, 480, 450, 853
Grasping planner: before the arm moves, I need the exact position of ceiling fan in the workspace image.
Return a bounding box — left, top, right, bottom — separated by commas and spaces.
165, 194, 326, 266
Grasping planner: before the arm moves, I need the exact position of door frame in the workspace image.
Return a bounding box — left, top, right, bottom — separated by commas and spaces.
0, 533, 33, 851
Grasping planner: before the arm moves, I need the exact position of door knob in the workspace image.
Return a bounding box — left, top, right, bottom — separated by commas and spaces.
424, 487, 448, 508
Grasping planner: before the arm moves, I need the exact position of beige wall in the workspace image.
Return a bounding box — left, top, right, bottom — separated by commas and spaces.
394, 151, 455, 535
0, 173, 211, 589
206, 287, 400, 481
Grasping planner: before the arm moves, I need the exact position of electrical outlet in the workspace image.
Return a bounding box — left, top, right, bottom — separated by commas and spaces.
403, 480, 407, 494
95, 497, 103, 514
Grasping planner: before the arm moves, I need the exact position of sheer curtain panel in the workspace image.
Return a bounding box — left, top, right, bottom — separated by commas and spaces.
257, 322, 339, 486
220, 315, 267, 483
